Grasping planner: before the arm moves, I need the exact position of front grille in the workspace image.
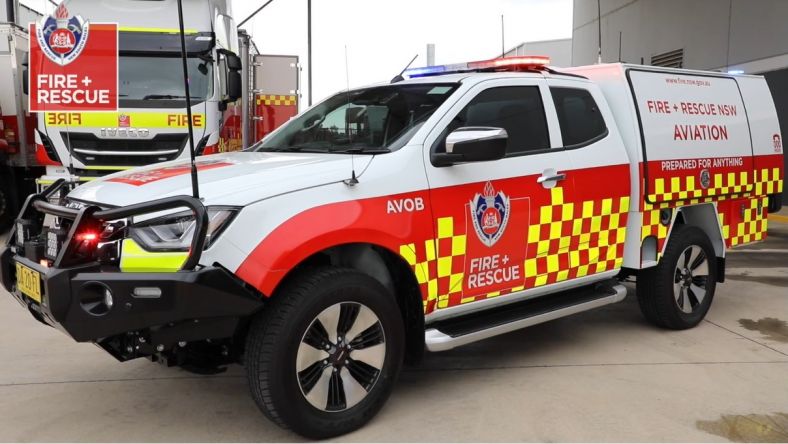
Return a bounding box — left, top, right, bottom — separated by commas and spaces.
63, 132, 188, 167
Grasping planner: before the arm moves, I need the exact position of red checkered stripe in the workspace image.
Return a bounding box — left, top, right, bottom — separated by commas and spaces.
646, 170, 752, 210
400, 186, 630, 313
642, 166, 780, 252
719, 196, 770, 248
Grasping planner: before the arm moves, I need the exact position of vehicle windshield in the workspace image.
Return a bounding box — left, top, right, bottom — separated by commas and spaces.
254, 83, 458, 154
119, 56, 212, 105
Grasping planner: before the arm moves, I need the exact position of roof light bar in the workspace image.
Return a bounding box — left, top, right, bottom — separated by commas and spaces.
404, 55, 551, 78
468, 55, 550, 70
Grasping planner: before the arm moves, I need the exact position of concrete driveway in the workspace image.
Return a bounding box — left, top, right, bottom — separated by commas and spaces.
0, 221, 786, 442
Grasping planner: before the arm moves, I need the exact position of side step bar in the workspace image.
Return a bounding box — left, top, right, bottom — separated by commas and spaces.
425, 282, 628, 352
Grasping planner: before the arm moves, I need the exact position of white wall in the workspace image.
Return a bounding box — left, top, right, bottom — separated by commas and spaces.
571, 0, 788, 72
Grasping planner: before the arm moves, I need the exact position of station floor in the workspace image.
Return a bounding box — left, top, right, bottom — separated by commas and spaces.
0, 216, 786, 442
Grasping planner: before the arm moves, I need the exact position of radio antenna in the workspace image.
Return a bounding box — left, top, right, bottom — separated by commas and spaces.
390, 54, 418, 83
344, 44, 358, 186
176, 0, 199, 199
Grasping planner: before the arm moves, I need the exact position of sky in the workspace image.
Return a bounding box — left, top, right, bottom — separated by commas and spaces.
234, 0, 573, 104
20, 0, 573, 106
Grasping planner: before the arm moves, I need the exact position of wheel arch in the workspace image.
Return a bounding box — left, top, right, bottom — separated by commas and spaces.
267, 241, 426, 365
671, 203, 726, 258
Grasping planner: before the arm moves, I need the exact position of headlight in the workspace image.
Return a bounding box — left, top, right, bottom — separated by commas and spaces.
128, 207, 239, 252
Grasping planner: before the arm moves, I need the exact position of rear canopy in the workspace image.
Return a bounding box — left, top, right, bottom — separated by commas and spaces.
628, 69, 754, 204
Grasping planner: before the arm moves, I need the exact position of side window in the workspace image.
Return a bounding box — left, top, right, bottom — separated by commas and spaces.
550, 87, 607, 147
447, 86, 550, 155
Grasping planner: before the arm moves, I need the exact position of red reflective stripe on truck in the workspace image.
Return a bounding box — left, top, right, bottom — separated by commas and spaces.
235, 163, 632, 313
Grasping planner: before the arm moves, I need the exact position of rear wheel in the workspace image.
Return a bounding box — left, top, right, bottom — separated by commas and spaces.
637, 224, 717, 329
245, 267, 404, 439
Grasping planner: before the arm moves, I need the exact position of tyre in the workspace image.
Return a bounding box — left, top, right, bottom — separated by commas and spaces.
245, 267, 405, 439
636, 224, 717, 329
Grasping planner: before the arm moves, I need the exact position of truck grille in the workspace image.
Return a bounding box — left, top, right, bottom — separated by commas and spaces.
63, 132, 187, 167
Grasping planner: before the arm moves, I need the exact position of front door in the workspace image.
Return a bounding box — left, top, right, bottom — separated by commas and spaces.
422, 77, 575, 312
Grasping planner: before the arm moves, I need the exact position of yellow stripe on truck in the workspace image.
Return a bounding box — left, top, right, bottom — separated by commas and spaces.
120, 238, 188, 273
44, 112, 206, 128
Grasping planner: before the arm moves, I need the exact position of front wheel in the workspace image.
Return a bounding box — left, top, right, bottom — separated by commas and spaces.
637, 224, 717, 329
245, 267, 404, 439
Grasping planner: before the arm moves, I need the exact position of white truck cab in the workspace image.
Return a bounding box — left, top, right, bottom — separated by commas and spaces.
2, 56, 784, 438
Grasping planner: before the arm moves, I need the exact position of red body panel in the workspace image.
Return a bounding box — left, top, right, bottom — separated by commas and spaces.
236, 163, 632, 315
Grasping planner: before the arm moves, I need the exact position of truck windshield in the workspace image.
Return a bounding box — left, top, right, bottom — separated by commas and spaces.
119, 56, 212, 106
254, 83, 459, 154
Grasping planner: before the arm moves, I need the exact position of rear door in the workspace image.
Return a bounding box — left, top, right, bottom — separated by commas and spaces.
252, 54, 299, 141
546, 78, 632, 277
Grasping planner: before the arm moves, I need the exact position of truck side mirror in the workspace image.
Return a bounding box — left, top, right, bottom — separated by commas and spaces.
219, 50, 242, 103
22, 52, 28, 95
433, 127, 508, 166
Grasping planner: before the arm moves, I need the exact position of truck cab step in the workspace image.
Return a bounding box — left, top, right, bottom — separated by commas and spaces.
424, 281, 627, 352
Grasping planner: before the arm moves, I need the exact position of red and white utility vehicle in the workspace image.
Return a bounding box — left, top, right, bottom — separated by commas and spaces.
2, 56, 783, 438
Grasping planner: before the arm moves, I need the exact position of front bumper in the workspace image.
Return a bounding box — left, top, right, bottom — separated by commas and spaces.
2, 180, 263, 360
1, 246, 263, 344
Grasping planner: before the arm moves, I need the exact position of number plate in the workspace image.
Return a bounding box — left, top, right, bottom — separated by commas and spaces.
15, 262, 42, 303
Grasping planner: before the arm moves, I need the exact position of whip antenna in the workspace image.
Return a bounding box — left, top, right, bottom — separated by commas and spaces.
176, 0, 199, 199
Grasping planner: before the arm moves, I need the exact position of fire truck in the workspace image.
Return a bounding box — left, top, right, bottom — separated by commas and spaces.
1, 55, 783, 438
0, 0, 300, 230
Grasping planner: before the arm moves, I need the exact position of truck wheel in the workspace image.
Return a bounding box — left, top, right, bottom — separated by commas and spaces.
637, 224, 717, 329
245, 267, 405, 439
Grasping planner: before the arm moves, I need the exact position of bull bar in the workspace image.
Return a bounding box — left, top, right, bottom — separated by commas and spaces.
0, 180, 263, 360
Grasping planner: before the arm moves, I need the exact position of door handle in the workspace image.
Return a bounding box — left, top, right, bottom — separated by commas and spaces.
537, 172, 566, 184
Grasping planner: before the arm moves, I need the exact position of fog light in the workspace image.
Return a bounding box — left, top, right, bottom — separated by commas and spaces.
79, 282, 113, 316
132, 287, 162, 298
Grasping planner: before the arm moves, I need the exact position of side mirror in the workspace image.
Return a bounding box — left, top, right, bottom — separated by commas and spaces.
22, 52, 28, 95
219, 50, 242, 103
434, 127, 507, 166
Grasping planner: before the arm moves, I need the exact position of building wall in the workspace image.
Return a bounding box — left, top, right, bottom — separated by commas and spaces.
572, 0, 788, 72
504, 38, 572, 67
572, 0, 788, 201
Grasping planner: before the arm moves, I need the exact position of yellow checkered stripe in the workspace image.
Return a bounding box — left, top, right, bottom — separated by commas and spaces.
520, 187, 629, 291
400, 187, 630, 313
641, 167, 779, 252
647, 170, 752, 208
720, 197, 769, 247
256, 94, 297, 106
754, 167, 783, 196
399, 217, 466, 312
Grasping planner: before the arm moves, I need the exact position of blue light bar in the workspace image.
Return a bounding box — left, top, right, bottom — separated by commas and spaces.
403, 56, 550, 79
405, 62, 474, 78
403, 65, 448, 78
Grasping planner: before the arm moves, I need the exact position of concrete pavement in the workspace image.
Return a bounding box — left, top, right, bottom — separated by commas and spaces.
0, 223, 786, 442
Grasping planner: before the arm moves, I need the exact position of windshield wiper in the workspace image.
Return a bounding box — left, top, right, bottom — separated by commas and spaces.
332, 147, 391, 154
142, 94, 187, 100
263, 146, 324, 153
